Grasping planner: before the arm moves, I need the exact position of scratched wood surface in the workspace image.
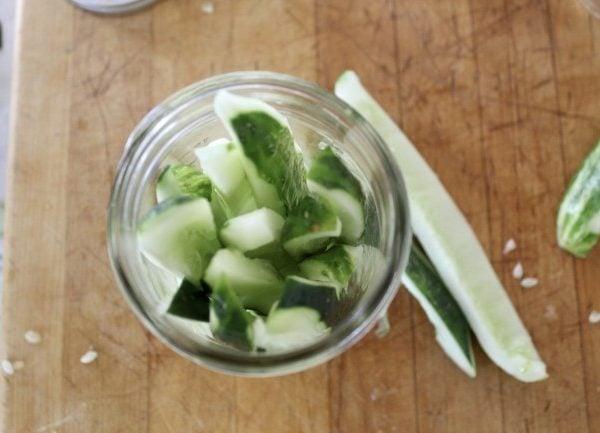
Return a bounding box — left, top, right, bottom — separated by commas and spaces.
2, 0, 600, 432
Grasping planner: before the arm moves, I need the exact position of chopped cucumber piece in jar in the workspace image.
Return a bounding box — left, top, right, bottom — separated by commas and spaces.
282, 195, 342, 259
156, 163, 212, 203
204, 248, 283, 315
219, 207, 285, 253
214, 91, 308, 215
308, 146, 365, 242
210, 276, 255, 351
137, 196, 221, 285
167, 279, 211, 322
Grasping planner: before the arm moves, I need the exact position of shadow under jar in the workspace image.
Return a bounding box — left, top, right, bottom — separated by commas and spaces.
107, 71, 411, 376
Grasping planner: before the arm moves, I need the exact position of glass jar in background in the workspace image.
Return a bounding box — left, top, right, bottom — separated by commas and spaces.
107, 71, 411, 376
69, 0, 157, 14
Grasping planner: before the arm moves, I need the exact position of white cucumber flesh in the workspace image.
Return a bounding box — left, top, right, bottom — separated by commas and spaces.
253, 307, 328, 352
195, 138, 257, 216
308, 181, 364, 244
137, 197, 220, 285
204, 248, 283, 315
219, 207, 285, 253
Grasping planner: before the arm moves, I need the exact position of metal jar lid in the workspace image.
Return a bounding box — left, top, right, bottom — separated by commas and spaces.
69, 0, 157, 14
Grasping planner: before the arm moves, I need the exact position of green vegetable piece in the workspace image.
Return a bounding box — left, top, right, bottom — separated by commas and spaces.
282, 195, 342, 259
249, 246, 300, 277
215, 91, 309, 215
259, 307, 328, 351
278, 276, 339, 322
335, 70, 546, 382
137, 196, 221, 285
403, 244, 475, 377
298, 245, 358, 291
195, 138, 258, 217
255, 277, 333, 351
210, 276, 255, 351
308, 147, 365, 242
156, 164, 212, 203
204, 248, 284, 315
167, 279, 210, 321
557, 139, 600, 257
220, 207, 285, 253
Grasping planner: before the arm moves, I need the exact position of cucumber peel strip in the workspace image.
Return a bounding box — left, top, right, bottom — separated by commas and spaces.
335, 70, 547, 382
403, 245, 476, 377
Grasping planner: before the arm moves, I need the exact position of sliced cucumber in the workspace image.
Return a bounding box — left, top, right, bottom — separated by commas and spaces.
254, 277, 334, 352
219, 207, 285, 253
282, 195, 342, 259
335, 70, 547, 382
137, 197, 221, 285
298, 244, 358, 291
254, 308, 328, 352
167, 278, 211, 321
156, 163, 212, 203
209, 276, 255, 350
403, 245, 475, 377
308, 146, 365, 242
557, 139, 600, 257
214, 91, 308, 215
278, 276, 339, 321
204, 248, 283, 314
195, 138, 257, 216
248, 246, 300, 277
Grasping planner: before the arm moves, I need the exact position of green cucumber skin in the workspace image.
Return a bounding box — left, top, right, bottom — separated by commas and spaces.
308, 147, 363, 202
282, 195, 341, 258
298, 245, 356, 289
167, 279, 210, 321
405, 245, 474, 366
210, 276, 255, 351
557, 139, 600, 257
156, 164, 212, 202
231, 112, 308, 214
278, 276, 338, 322
307, 146, 365, 243
247, 247, 300, 277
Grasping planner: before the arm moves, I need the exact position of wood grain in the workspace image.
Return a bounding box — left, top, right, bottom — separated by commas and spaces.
2, 0, 600, 432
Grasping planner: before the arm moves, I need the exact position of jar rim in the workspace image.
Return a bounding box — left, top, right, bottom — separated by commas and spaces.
69, 0, 157, 14
107, 71, 411, 376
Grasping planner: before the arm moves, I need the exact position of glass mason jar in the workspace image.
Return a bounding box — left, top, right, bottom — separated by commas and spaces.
107, 71, 411, 376
69, 0, 157, 14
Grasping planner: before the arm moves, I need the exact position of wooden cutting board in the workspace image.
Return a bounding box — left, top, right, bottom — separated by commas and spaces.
2, 0, 600, 431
